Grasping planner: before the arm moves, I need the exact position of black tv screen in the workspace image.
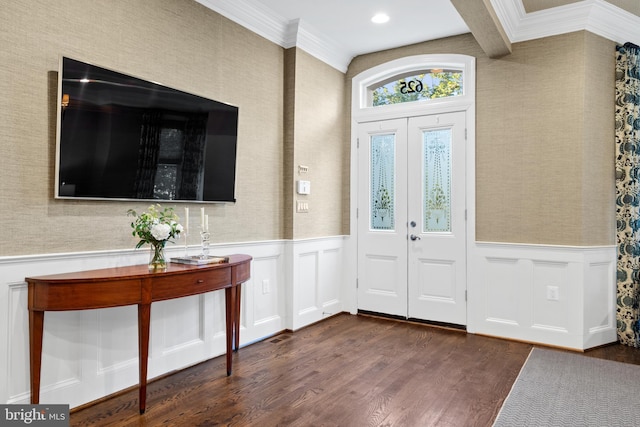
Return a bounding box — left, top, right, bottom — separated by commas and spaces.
55, 57, 238, 202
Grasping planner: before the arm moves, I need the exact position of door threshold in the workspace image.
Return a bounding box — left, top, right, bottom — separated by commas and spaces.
358, 310, 466, 332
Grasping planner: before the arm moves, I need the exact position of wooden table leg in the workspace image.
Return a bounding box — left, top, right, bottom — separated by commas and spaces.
29, 309, 44, 404
234, 284, 241, 352
138, 303, 151, 414
225, 286, 235, 376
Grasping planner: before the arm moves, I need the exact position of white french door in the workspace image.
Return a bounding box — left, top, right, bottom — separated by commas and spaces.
357, 112, 467, 325
357, 118, 408, 317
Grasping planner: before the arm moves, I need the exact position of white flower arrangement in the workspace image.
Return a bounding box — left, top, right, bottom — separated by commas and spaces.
127, 204, 183, 249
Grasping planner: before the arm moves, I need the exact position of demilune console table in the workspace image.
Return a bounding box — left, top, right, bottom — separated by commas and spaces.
25, 253, 252, 414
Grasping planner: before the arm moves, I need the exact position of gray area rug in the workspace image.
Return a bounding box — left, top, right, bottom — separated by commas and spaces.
493, 347, 640, 427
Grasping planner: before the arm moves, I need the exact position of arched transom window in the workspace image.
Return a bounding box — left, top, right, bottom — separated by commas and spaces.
369, 69, 463, 107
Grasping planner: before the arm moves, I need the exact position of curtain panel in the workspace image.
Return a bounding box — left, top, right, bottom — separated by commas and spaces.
615, 42, 640, 347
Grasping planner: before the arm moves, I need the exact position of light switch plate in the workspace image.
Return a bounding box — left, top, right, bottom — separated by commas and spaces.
297, 180, 311, 195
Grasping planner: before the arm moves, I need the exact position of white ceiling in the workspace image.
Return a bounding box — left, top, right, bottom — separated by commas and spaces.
252, 0, 470, 57
197, 0, 640, 72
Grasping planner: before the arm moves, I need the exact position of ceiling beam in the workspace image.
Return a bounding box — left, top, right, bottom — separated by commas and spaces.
451, 0, 512, 58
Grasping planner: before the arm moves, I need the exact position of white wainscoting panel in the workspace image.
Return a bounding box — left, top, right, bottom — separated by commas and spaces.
290, 238, 345, 330
468, 242, 617, 350
484, 257, 520, 326
235, 243, 287, 345
0, 237, 344, 409
6, 282, 31, 402
3, 237, 611, 408
297, 251, 320, 316
319, 247, 342, 314
96, 306, 138, 374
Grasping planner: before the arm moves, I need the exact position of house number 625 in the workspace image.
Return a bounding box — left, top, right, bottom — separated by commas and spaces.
399, 80, 423, 94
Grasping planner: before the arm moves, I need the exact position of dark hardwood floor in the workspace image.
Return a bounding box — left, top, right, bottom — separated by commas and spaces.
69, 313, 640, 427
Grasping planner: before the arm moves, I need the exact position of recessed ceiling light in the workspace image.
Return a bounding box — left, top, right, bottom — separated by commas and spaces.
371, 13, 389, 24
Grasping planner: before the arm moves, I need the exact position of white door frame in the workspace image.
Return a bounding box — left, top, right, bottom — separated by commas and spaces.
346, 54, 476, 324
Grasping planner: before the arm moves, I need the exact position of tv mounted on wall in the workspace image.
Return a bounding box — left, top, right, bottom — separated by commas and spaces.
55, 57, 239, 202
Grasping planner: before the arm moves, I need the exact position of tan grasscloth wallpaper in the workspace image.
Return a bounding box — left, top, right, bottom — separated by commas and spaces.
0, 0, 346, 256
347, 31, 615, 246
288, 49, 347, 239
1, 0, 616, 257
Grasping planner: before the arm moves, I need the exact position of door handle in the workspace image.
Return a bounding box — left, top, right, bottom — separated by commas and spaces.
410, 234, 421, 241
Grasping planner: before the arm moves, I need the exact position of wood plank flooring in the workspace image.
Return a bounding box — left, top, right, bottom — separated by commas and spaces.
69, 313, 640, 427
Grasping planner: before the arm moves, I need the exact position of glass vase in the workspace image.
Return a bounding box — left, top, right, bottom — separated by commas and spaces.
149, 242, 167, 272
200, 231, 210, 259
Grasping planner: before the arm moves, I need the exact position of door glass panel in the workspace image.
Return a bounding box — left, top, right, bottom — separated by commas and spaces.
423, 129, 451, 232
371, 134, 395, 230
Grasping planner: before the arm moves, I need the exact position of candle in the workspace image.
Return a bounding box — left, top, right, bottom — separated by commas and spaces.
205, 214, 209, 232
201, 207, 205, 230
184, 207, 189, 234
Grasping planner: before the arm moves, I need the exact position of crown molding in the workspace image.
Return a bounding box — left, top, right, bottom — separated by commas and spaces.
491, 0, 640, 46
196, 0, 290, 46
282, 18, 299, 49
195, 0, 352, 72
586, 1, 640, 46
294, 20, 352, 73
199, 0, 639, 73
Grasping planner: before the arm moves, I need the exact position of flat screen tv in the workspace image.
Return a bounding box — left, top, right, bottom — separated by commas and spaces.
55, 57, 238, 202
